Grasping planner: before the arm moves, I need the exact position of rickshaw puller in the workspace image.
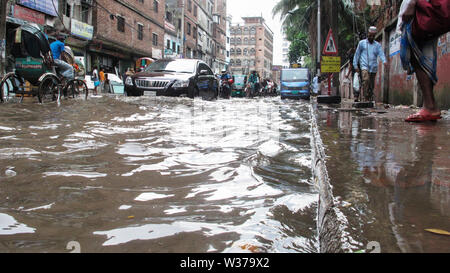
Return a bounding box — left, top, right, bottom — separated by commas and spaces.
50, 34, 74, 81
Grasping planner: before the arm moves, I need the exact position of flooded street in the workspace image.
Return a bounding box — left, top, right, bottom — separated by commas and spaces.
0, 96, 317, 253
315, 107, 450, 253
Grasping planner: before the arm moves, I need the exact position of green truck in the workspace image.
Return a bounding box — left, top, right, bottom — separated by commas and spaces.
231, 75, 247, 97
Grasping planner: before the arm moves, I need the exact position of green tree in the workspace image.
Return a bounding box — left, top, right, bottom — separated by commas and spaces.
273, 0, 370, 67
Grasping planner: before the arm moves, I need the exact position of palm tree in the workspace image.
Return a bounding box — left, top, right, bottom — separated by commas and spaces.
273, 0, 368, 67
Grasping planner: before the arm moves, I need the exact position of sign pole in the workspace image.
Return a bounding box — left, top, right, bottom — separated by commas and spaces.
317, 0, 321, 77
328, 74, 331, 96
317, 28, 341, 104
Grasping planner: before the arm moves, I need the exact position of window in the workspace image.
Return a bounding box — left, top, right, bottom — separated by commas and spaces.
64, 3, 71, 17
167, 39, 171, 49
193, 27, 197, 39
187, 23, 191, 35
244, 38, 248, 45
236, 48, 241, 55
198, 63, 213, 75
138, 24, 144, 40
152, 33, 158, 46
81, 4, 89, 23
194, 5, 197, 17
230, 48, 235, 55
188, 0, 192, 12
172, 41, 176, 50
117, 16, 125, 32
153, 0, 158, 13
166, 11, 172, 22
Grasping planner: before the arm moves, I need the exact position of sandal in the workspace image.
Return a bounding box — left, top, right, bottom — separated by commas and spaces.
405, 109, 442, 122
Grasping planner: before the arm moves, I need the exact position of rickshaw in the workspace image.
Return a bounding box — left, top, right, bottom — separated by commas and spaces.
0, 24, 88, 103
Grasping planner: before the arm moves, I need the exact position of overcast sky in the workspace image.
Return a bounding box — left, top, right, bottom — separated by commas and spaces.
227, 0, 285, 65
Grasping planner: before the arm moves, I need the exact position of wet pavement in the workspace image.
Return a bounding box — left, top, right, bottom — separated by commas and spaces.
0, 95, 317, 253
313, 99, 450, 253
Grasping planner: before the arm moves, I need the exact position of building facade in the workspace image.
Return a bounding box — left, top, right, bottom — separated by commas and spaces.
229, 16, 273, 79
3, 0, 230, 77
92, 0, 165, 74
281, 34, 290, 69
212, 0, 228, 73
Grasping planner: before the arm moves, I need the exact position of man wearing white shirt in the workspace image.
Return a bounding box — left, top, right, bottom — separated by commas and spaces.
353, 26, 388, 101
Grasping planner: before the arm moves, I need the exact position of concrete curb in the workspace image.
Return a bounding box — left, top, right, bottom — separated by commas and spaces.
310, 103, 349, 253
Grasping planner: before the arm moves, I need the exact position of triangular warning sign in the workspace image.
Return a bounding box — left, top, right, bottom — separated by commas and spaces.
323, 29, 338, 55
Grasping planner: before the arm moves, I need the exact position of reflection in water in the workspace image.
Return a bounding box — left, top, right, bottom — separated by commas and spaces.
0, 213, 35, 235
0, 96, 317, 253
320, 109, 449, 253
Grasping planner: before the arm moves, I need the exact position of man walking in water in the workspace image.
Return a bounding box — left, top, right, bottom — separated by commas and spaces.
353, 26, 388, 101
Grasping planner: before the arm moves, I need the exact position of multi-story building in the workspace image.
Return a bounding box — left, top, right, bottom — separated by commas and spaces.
225, 15, 232, 68
91, 0, 165, 74
58, 0, 95, 71
229, 16, 273, 79
164, 0, 183, 59
281, 35, 291, 69
195, 0, 214, 65
183, 0, 198, 59
212, 0, 228, 73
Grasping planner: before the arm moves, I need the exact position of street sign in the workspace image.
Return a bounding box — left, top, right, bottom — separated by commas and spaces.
321, 56, 341, 73
322, 29, 338, 55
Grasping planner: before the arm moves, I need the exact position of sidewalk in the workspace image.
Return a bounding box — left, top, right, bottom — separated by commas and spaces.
311, 98, 450, 253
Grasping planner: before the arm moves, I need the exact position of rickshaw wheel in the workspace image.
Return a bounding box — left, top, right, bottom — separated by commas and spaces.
63, 79, 88, 100
0, 73, 25, 103
38, 75, 61, 104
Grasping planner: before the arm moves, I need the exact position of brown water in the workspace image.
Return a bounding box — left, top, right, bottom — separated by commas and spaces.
315, 108, 450, 253
0, 95, 317, 253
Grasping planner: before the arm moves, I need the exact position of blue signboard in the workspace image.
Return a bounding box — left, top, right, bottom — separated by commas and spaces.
17, 0, 58, 17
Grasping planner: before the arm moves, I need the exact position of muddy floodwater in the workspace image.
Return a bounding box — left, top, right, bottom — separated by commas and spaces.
0, 95, 318, 253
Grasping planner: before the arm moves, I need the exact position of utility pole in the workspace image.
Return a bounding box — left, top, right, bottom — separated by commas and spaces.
330, 0, 339, 96
0, 0, 9, 77
317, 0, 321, 77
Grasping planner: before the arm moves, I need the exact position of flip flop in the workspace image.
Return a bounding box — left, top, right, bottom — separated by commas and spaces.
405, 109, 442, 122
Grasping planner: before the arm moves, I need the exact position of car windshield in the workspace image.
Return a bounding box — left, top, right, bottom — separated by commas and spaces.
234, 76, 246, 83
145, 60, 196, 74
281, 69, 309, 81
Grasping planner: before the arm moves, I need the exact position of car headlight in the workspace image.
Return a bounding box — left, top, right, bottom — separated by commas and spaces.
172, 80, 189, 88
125, 77, 133, 86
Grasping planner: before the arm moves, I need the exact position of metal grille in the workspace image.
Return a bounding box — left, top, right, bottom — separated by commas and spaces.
135, 79, 170, 89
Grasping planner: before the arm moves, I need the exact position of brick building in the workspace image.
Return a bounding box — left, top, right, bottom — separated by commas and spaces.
91, 0, 165, 74
213, 0, 228, 73
183, 0, 198, 59
229, 16, 273, 79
